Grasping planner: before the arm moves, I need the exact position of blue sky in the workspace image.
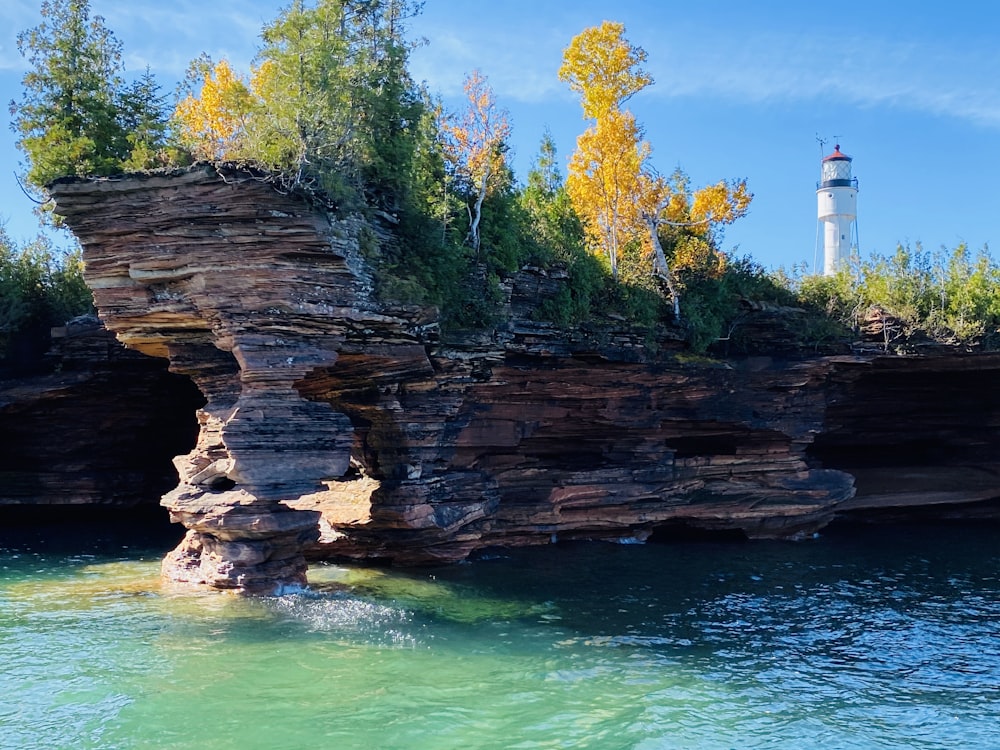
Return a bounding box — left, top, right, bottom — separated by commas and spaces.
3, 0, 1000, 272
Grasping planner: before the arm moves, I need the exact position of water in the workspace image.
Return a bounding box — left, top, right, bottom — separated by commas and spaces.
2, 521, 999, 749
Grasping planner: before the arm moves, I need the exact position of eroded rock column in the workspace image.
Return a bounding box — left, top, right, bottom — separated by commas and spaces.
161, 388, 349, 593
48, 166, 379, 594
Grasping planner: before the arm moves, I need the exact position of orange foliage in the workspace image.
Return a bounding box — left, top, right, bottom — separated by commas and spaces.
440, 70, 510, 194
566, 109, 649, 278
440, 70, 511, 251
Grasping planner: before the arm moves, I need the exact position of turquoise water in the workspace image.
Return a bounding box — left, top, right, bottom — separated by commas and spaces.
2, 522, 999, 749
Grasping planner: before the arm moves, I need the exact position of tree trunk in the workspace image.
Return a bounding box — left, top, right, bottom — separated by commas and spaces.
468, 162, 491, 256
608, 208, 619, 281
646, 217, 680, 321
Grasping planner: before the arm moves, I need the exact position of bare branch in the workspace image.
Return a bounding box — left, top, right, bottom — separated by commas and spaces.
14, 172, 46, 205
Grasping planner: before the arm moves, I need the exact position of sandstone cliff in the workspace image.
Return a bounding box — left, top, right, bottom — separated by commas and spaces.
44, 165, 1000, 593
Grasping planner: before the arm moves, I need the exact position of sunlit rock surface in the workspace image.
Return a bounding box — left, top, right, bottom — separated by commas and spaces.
47, 165, 1000, 593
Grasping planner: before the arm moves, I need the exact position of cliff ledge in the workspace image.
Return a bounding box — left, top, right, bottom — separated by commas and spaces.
46, 165, 1000, 593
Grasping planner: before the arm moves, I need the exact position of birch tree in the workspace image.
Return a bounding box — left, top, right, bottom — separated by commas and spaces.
639, 169, 753, 319
440, 70, 511, 255
558, 20, 652, 120
560, 22, 651, 280
560, 20, 753, 308
566, 109, 647, 279
173, 58, 254, 161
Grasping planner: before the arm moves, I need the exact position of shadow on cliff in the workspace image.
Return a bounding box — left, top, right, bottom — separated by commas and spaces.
0, 318, 205, 531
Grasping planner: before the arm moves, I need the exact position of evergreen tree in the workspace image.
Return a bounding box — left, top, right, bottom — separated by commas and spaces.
517, 133, 606, 325
242, 0, 424, 205
10, 0, 129, 190
0, 227, 92, 362
521, 131, 587, 262
11, 0, 173, 206
119, 67, 171, 170
346, 0, 425, 206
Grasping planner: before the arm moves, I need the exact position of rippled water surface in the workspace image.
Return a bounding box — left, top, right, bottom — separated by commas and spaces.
2, 522, 999, 749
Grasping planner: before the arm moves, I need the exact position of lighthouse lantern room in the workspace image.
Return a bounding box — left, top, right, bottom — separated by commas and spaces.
816, 144, 858, 276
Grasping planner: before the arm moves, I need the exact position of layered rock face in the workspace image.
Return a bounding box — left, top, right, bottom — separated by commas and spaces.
50, 167, 436, 592
48, 166, 1000, 593
293, 351, 857, 564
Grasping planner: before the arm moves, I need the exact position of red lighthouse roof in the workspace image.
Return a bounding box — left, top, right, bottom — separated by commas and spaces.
822, 144, 852, 162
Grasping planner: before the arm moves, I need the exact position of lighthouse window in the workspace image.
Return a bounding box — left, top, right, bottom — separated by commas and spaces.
841, 234, 846, 240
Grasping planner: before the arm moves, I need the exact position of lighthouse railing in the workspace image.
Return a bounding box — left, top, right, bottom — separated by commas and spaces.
816, 177, 859, 190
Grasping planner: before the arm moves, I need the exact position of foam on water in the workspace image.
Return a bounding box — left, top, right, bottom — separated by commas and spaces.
265, 589, 418, 647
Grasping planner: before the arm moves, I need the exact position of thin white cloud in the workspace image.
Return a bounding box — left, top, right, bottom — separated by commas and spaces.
412, 12, 1000, 130
7, 1, 999, 132
408, 23, 570, 104
646, 28, 1000, 127
95, 0, 267, 76
1, 0, 272, 77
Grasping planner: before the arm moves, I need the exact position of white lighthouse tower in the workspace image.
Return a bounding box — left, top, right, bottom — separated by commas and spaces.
816, 144, 858, 275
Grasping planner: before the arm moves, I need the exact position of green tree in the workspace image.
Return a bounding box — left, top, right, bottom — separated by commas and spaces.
11, 0, 173, 213
119, 67, 171, 170
406, 93, 461, 246
933, 243, 1000, 341
521, 131, 586, 261
790, 241, 1000, 350
10, 0, 128, 190
242, 0, 424, 206
345, 0, 424, 206
0, 227, 92, 362
520, 132, 604, 325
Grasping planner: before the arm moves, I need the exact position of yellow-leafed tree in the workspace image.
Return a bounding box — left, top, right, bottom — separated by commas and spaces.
561, 20, 753, 320
566, 109, 648, 280
560, 21, 652, 280
558, 20, 652, 120
639, 169, 753, 318
440, 70, 511, 254
173, 58, 254, 161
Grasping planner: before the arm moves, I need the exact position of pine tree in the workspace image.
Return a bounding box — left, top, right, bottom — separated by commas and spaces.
119, 67, 170, 170
242, 0, 424, 204
11, 0, 173, 207
521, 131, 586, 261
10, 0, 129, 189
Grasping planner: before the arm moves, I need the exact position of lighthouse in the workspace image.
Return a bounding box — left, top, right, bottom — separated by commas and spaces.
816, 144, 858, 276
